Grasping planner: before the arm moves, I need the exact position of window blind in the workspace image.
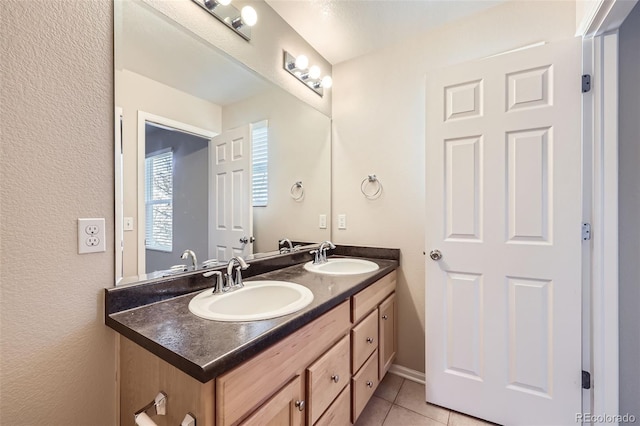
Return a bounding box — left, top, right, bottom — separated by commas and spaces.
252, 121, 268, 207
145, 149, 173, 252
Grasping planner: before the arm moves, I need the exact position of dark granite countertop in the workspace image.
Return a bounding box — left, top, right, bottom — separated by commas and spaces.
106, 253, 398, 383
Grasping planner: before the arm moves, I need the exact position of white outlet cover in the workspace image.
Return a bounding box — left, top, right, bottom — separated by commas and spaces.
78, 218, 106, 254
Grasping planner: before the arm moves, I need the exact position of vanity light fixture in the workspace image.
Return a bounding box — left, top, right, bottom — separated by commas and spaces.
191, 0, 257, 41
283, 50, 332, 97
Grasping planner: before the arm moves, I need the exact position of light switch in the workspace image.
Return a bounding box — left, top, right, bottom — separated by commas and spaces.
319, 214, 327, 229
338, 214, 347, 230
124, 217, 134, 231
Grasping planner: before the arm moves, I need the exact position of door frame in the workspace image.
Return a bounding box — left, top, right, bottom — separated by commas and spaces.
578, 0, 637, 422
136, 111, 217, 276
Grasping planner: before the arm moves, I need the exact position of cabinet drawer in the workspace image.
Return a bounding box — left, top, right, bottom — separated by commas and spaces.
351, 271, 396, 323
314, 384, 351, 426
307, 334, 350, 424
351, 350, 379, 423
351, 309, 378, 374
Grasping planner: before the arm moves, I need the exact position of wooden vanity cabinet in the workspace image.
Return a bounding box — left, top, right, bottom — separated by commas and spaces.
349, 270, 397, 423
118, 270, 397, 426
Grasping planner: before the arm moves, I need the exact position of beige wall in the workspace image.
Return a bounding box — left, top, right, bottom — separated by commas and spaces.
222, 88, 332, 253
0, 1, 116, 424
331, 0, 577, 372
116, 69, 222, 277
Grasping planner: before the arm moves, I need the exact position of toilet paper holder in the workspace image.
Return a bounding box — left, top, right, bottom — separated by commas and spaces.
134, 391, 167, 421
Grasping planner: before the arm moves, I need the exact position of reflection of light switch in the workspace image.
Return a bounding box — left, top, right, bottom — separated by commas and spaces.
319, 214, 327, 229
338, 214, 346, 230
124, 217, 134, 231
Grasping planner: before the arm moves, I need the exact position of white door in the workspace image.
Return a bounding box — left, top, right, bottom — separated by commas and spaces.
425, 39, 582, 425
210, 126, 253, 262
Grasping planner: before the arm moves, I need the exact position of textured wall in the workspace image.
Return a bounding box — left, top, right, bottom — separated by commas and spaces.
0, 1, 116, 424
332, 0, 576, 372
619, 2, 640, 419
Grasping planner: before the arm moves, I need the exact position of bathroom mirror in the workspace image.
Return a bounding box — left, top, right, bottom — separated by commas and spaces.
114, 0, 331, 284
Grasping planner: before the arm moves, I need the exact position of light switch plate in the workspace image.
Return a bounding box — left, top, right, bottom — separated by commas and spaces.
124, 217, 134, 231
338, 214, 347, 230
78, 218, 106, 254
319, 214, 327, 229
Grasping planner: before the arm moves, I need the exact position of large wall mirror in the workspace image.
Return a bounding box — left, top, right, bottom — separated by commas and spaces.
114, 0, 331, 284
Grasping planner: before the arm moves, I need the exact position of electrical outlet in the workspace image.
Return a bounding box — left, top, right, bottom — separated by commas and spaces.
78, 218, 106, 254
338, 214, 347, 230
319, 214, 327, 229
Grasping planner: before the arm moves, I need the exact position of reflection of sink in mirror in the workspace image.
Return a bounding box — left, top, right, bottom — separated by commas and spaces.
114, 0, 331, 283
188, 281, 314, 322
304, 258, 380, 275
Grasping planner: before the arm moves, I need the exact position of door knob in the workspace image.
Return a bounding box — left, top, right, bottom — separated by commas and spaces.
239, 236, 255, 244
429, 249, 443, 261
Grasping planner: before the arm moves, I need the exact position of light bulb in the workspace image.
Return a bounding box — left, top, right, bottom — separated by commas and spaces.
294, 55, 309, 70
219, 0, 231, 5
309, 65, 321, 80
241, 6, 258, 27
321, 75, 333, 89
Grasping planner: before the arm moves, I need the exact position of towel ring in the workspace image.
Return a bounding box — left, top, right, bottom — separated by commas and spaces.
290, 181, 304, 201
361, 174, 383, 199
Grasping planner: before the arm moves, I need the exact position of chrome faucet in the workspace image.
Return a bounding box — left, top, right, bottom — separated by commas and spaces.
202, 270, 223, 293
181, 249, 198, 271
279, 238, 294, 253
314, 241, 336, 264
225, 256, 249, 290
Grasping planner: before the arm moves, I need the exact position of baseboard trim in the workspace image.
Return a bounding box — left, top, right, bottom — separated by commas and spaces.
389, 364, 426, 385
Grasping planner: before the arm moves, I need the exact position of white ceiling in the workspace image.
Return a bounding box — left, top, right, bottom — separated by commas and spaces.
265, 0, 506, 65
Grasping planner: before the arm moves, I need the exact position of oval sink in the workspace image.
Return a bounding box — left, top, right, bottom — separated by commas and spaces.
304, 258, 380, 275
188, 280, 314, 322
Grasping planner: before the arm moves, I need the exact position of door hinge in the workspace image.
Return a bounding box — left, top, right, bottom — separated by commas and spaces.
582, 74, 591, 93
582, 370, 591, 389
582, 223, 592, 240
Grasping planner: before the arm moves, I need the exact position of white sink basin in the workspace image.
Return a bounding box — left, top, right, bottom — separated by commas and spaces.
304, 258, 380, 275
188, 280, 314, 322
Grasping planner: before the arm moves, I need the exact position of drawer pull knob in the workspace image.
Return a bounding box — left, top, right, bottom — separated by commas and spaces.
366, 381, 374, 388
295, 400, 305, 411
366, 337, 374, 344
331, 374, 340, 383
382, 315, 388, 320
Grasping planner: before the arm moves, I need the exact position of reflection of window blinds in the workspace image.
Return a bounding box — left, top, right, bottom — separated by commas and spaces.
252, 121, 268, 207
145, 149, 173, 252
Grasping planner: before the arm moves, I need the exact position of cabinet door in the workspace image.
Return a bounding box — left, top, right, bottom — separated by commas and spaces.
241, 376, 304, 426
378, 293, 396, 379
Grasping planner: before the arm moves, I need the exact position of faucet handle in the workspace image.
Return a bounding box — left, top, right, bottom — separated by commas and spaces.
309, 250, 320, 264
233, 266, 245, 289
203, 270, 223, 294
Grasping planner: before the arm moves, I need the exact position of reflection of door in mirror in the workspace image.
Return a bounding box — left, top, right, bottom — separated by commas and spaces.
144, 123, 210, 274
210, 126, 253, 262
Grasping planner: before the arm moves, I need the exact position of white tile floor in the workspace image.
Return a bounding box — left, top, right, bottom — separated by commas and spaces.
355, 373, 498, 426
